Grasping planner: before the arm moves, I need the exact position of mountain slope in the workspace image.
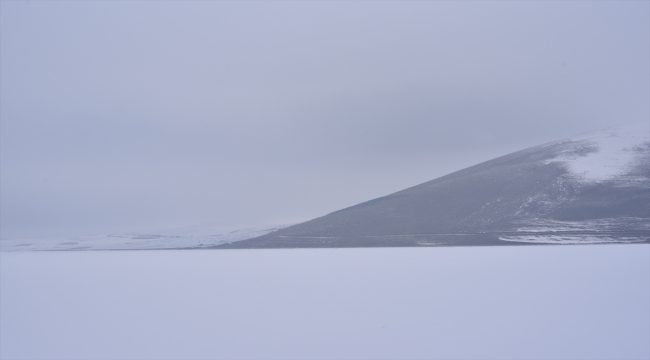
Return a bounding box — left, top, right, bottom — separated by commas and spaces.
218, 123, 650, 248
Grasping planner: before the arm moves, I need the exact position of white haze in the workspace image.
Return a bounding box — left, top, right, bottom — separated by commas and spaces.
2, 1, 649, 238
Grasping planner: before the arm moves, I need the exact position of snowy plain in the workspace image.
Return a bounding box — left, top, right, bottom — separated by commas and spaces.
0, 223, 290, 251
2, 245, 648, 360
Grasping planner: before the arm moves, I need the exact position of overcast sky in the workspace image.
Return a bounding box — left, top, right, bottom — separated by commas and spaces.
1, 1, 648, 238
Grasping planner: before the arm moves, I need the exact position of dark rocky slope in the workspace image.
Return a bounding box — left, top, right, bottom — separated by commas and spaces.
218, 124, 650, 248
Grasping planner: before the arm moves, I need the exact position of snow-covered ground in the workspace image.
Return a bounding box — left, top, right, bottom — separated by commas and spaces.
512, 217, 650, 233
1, 245, 648, 360
500, 217, 650, 244
500, 235, 646, 244
0, 223, 290, 251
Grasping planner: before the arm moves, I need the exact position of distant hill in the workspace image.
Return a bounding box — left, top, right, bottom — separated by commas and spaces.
218, 123, 650, 248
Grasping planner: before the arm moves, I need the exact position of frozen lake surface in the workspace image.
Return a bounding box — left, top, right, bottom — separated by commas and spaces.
1, 245, 649, 359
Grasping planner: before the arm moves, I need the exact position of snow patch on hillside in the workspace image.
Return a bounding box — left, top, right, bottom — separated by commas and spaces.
548, 122, 649, 183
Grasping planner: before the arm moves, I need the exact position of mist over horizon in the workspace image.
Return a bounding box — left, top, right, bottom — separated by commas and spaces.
2, 1, 648, 239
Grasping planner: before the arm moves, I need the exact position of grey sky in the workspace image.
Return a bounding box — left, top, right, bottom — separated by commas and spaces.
1, 1, 648, 238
